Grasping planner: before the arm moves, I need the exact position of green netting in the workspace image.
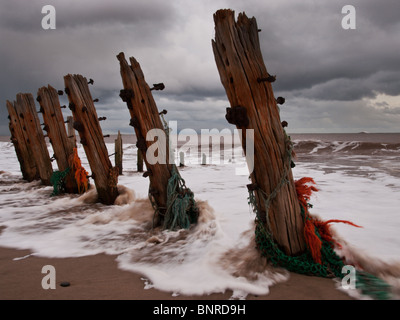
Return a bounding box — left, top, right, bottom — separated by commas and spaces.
356, 271, 392, 300
248, 131, 392, 299
163, 165, 198, 230
250, 189, 392, 299
149, 113, 198, 230
50, 167, 70, 196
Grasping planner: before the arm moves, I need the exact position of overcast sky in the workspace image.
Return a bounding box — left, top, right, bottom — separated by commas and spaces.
1, 0, 399, 135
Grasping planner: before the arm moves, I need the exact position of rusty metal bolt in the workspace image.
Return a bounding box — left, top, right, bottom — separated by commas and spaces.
136, 137, 147, 152
276, 97, 285, 105
150, 83, 165, 91
142, 169, 152, 178
73, 121, 84, 132
257, 75, 276, 83
246, 183, 259, 192
225, 105, 249, 127
119, 89, 134, 102
129, 117, 140, 128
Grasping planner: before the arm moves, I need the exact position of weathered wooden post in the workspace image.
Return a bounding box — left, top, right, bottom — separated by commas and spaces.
37, 85, 78, 193
64, 74, 119, 205
137, 149, 144, 172
6, 100, 38, 181
179, 152, 185, 167
14, 93, 53, 185
212, 9, 305, 255
117, 52, 198, 229
115, 130, 123, 175
66, 116, 76, 150
201, 153, 207, 166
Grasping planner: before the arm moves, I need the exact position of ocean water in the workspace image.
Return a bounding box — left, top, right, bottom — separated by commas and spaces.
0, 132, 399, 299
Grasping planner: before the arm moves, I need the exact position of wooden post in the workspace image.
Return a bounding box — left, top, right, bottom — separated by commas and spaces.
212, 9, 305, 255
115, 130, 123, 175
6, 100, 38, 181
37, 85, 78, 193
14, 93, 53, 185
137, 149, 144, 172
64, 74, 119, 205
67, 116, 76, 150
201, 153, 207, 165
179, 152, 185, 167
117, 52, 177, 226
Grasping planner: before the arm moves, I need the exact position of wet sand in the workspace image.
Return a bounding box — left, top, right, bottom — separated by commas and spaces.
0, 246, 352, 300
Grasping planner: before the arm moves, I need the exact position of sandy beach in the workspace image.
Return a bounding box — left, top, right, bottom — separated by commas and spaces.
0, 245, 352, 300
2, 133, 400, 301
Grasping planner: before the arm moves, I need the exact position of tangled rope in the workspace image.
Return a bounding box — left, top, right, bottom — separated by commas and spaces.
251, 178, 392, 299
296, 177, 362, 264
249, 132, 392, 299
50, 148, 89, 196
162, 165, 198, 230
50, 167, 70, 196
149, 114, 198, 230
69, 148, 89, 193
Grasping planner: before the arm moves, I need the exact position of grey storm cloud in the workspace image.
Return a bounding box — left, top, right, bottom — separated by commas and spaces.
1, 0, 400, 135
0, 0, 175, 31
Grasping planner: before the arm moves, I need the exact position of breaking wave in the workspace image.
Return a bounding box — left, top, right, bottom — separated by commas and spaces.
293, 140, 400, 156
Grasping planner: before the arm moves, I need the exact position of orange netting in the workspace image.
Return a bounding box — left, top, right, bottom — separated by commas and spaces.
295, 177, 361, 264
69, 148, 89, 193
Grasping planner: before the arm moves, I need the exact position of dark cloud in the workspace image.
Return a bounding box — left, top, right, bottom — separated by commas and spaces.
0, 0, 174, 32
290, 70, 400, 101
1, 0, 400, 135
252, 0, 400, 98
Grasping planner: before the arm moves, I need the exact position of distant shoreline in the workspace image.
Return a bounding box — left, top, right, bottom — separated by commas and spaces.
1, 132, 399, 144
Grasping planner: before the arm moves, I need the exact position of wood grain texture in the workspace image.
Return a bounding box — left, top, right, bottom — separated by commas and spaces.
37, 85, 78, 193
13, 93, 53, 185
64, 74, 119, 204
66, 116, 77, 150
6, 100, 39, 181
115, 130, 123, 175
212, 9, 305, 255
117, 52, 173, 225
